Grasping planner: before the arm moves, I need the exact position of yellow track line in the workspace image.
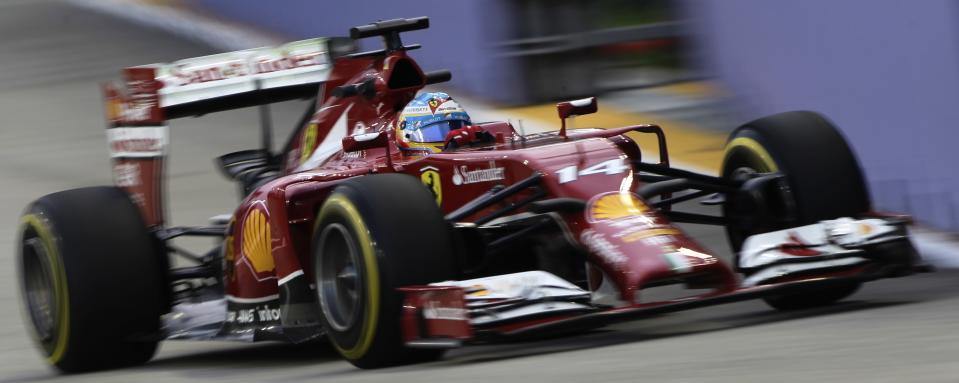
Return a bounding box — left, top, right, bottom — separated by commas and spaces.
653, 80, 724, 99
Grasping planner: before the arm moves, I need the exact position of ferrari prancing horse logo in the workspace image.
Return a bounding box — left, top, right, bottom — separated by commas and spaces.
427, 98, 442, 114
299, 123, 318, 165
420, 166, 442, 205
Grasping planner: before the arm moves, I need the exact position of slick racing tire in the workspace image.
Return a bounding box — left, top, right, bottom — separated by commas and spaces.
17, 187, 167, 372
721, 111, 867, 310
313, 174, 457, 368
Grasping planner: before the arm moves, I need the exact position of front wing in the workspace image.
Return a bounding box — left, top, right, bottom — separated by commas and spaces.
398, 217, 923, 347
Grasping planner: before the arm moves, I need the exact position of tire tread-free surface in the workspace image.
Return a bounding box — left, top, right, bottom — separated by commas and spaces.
722, 111, 869, 309
314, 174, 456, 368
20, 186, 165, 372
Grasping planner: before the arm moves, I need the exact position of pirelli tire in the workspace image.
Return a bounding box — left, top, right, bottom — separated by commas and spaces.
312, 173, 458, 368
721, 111, 868, 310
17, 186, 167, 372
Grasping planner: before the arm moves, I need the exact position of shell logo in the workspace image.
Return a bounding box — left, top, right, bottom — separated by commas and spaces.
242, 209, 274, 273
588, 192, 649, 223
106, 98, 122, 121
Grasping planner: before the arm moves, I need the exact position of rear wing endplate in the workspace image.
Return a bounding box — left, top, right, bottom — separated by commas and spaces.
101, 37, 353, 226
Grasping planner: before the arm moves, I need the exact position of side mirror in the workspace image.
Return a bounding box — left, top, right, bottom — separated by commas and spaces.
342, 132, 389, 152
557, 97, 597, 120
557, 97, 597, 137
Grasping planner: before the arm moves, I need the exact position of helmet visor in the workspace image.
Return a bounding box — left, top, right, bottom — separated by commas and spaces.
407, 120, 469, 143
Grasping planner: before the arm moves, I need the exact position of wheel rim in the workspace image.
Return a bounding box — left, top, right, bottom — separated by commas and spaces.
317, 223, 363, 332
21, 234, 57, 342
723, 145, 796, 251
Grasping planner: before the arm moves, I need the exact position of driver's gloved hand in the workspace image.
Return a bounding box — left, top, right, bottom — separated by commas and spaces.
443, 125, 491, 149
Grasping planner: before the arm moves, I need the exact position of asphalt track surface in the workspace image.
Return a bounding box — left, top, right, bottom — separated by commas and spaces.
2, 2, 959, 382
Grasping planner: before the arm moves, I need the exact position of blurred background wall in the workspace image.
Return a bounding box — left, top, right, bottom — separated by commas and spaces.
195, 0, 527, 102
195, 0, 959, 231
195, 0, 691, 104
681, 0, 959, 230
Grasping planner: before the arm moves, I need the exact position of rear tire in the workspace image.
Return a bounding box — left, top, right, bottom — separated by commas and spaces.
721, 111, 867, 310
313, 174, 457, 368
17, 187, 167, 372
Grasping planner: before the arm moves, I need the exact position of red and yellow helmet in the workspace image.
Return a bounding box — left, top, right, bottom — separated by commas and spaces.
396, 92, 472, 153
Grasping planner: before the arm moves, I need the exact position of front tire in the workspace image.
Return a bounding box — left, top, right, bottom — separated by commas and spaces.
721, 111, 867, 310
313, 174, 457, 368
18, 187, 167, 372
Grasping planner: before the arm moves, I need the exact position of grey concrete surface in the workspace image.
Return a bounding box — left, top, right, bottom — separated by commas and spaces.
2, 1, 959, 382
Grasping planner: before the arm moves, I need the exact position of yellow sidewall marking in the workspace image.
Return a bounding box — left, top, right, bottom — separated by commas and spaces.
318, 194, 380, 360
725, 137, 779, 172
21, 214, 70, 364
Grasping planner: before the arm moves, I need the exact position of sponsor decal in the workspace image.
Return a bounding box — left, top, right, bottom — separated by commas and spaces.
422, 300, 469, 321
256, 50, 325, 74
107, 99, 154, 122
168, 50, 326, 87
579, 229, 628, 267
299, 123, 318, 165
620, 227, 681, 243
402, 106, 429, 115
556, 158, 629, 184
420, 166, 442, 205
107, 96, 158, 123
226, 304, 282, 324
242, 208, 274, 273
106, 126, 168, 158
295, 105, 351, 172
112, 162, 140, 187
639, 234, 675, 247
586, 192, 651, 224
171, 61, 246, 85
427, 97, 445, 114
342, 151, 364, 160
451, 161, 505, 185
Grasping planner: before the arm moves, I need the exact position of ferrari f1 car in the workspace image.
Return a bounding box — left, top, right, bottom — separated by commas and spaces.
17, 17, 925, 372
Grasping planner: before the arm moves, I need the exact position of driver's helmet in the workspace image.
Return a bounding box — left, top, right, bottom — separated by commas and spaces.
396, 92, 472, 153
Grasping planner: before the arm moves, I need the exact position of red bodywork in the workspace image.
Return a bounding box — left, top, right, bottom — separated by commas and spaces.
103, 42, 738, 310
90, 17, 926, 352
214, 50, 739, 312
103, 31, 901, 345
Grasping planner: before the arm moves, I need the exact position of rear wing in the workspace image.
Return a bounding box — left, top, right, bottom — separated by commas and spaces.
103, 37, 356, 124
102, 37, 354, 226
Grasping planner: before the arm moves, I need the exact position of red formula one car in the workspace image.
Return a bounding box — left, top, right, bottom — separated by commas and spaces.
17, 17, 924, 372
